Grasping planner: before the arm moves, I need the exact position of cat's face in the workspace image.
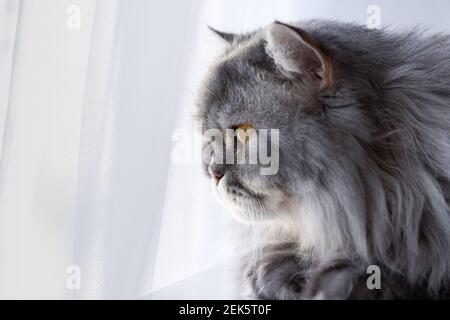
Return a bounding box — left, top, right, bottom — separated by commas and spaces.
197, 22, 362, 222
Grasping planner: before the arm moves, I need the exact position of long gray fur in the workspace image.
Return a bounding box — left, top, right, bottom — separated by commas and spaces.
196, 20, 450, 299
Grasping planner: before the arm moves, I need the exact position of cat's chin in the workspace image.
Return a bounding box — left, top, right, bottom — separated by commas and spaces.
212, 174, 278, 223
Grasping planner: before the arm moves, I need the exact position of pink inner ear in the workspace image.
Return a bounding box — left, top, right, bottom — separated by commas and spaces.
319, 55, 333, 90
287, 26, 333, 90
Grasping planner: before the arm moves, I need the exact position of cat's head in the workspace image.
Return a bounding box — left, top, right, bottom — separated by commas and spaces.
197, 21, 370, 223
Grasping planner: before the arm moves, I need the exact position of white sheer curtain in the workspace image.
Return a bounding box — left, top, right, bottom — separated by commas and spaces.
1, 0, 450, 299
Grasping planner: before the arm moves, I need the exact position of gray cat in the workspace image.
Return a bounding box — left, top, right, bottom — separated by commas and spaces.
196, 20, 450, 299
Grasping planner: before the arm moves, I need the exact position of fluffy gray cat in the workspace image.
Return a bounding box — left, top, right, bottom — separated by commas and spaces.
196, 20, 450, 299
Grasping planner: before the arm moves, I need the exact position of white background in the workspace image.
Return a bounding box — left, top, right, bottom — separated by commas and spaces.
0, 0, 449, 299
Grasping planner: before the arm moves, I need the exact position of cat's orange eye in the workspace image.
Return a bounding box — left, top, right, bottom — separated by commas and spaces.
235, 123, 255, 143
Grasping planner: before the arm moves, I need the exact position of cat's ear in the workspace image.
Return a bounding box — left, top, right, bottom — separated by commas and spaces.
208, 26, 236, 43
265, 21, 333, 90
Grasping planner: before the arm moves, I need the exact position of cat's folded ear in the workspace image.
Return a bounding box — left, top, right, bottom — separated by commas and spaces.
208, 26, 236, 43
265, 21, 333, 90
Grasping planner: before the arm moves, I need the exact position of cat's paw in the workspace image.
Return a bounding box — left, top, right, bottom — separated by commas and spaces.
244, 245, 310, 300
302, 259, 362, 300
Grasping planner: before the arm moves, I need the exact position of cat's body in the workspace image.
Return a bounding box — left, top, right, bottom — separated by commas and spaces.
197, 20, 450, 299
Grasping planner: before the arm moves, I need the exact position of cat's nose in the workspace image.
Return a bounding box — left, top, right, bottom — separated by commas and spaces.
208, 164, 225, 184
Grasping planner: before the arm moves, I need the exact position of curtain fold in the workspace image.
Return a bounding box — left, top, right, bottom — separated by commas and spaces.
71, 0, 119, 299
0, 0, 20, 160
